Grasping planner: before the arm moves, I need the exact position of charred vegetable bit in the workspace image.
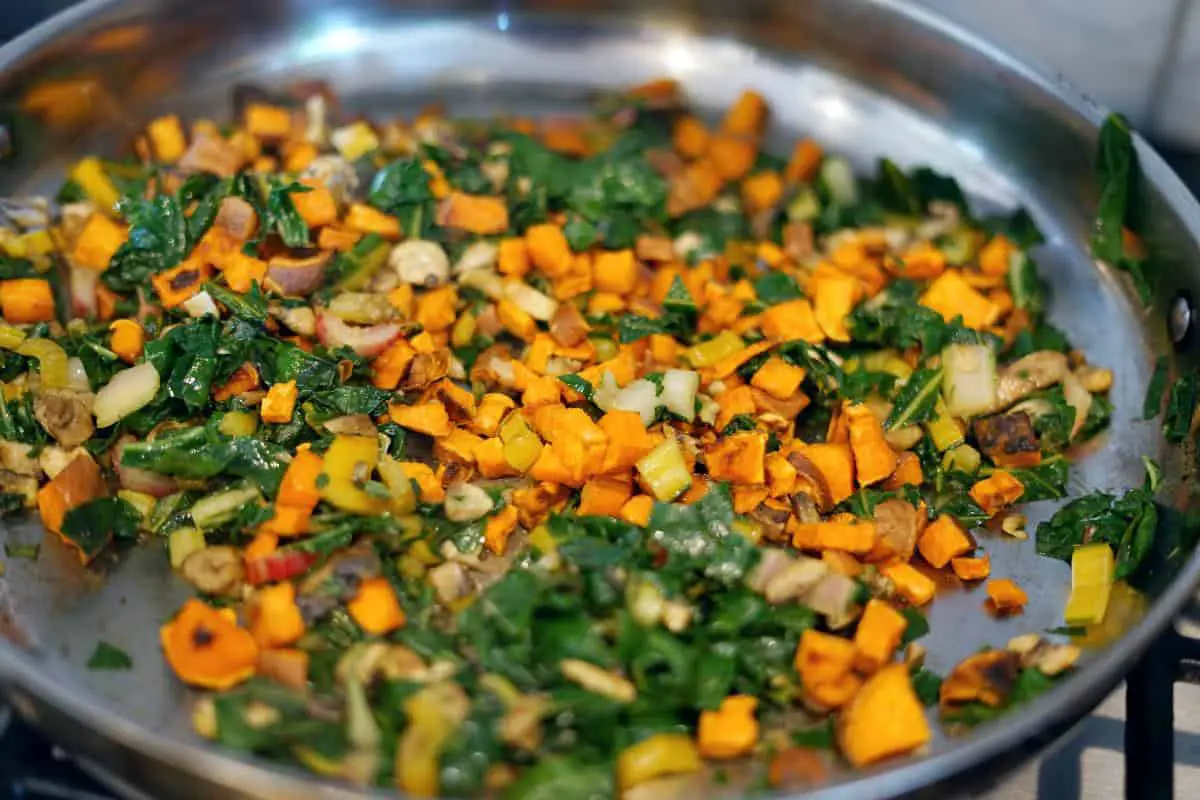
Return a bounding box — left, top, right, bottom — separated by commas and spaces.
0, 78, 1142, 793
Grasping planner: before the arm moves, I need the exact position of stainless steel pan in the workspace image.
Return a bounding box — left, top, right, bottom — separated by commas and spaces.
1, 1, 1199, 797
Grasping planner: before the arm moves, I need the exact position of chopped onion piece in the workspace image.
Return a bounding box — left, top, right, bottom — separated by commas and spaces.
503, 281, 558, 321
183, 290, 219, 318
661, 369, 699, 421
592, 371, 621, 412
94, 362, 160, 428
613, 379, 660, 427
66, 357, 91, 392
1061, 372, 1093, 440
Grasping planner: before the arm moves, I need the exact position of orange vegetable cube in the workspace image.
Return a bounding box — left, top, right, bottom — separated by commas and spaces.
498, 237, 530, 277
277, 450, 323, 510
317, 225, 362, 251
837, 664, 931, 767
791, 519, 878, 554
147, 114, 187, 163
71, 213, 128, 271
760, 298, 824, 343
398, 461, 445, 503
0, 279, 55, 324
526, 223, 572, 277
721, 90, 768, 137
151, 262, 212, 308
986, 578, 1028, 615
798, 443, 855, 506
108, 319, 144, 363
371, 338, 416, 390
813, 272, 863, 343
347, 577, 406, 635
344, 203, 401, 239
673, 115, 710, 159
436, 191, 509, 234
795, 629, 855, 686
260, 381, 298, 424
919, 271, 1001, 330
969, 471, 1025, 517
917, 515, 973, 569
248, 583, 305, 648
244, 103, 292, 140
951, 554, 992, 581
853, 599, 908, 674
484, 505, 519, 555
979, 234, 1017, 277
751, 357, 805, 400
698, 695, 759, 759
578, 475, 634, 517
620, 494, 653, 526
497, 298, 537, 341
289, 180, 338, 228
785, 138, 823, 184
742, 170, 783, 213
883, 451, 923, 489
708, 134, 756, 181
880, 561, 937, 606
593, 249, 638, 294
846, 404, 898, 486
389, 401, 453, 437
705, 432, 767, 485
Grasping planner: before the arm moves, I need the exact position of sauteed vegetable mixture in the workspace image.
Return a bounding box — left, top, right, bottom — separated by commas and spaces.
0, 80, 1178, 795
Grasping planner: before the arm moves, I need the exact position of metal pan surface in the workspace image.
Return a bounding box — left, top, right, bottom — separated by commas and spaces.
0, 1, 1199, 797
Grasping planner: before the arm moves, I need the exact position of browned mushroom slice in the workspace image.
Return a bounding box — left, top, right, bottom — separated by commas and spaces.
549, 302, 591, 348
178, 132, 244, 178
787, 451, 833, 511
214, 196, 259, 241
995, 350, 1069, 409
180, 546, 245, 597
940, 649, 1021, 709
869, 498, 921, 562
34, 390, 95, 448
403, 351, 451, 391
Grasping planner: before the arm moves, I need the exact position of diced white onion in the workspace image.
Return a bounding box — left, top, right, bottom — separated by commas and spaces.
183, 290, 219, 318
661, 369, 699, 421
592, 371, 621, 412
94, 362, 160, 428
613, 379, 660, 427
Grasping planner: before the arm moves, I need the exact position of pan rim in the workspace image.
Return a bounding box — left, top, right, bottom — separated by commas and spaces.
0, 0, 1199, 797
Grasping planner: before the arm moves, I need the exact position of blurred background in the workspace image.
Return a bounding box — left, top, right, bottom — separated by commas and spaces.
4, 0, 1200, 148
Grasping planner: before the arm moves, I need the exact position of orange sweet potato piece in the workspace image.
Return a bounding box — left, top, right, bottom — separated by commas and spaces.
813, 272, 863, 343
248, 582, 306, 648
705, 431, 767, 485
760, 298, 824, 343
919, 270, 1001, 330
437, 191, 510, 234
785, 138, 823, 184
742, 170, 784, 214
807, 672, 864, 710
837, 664, 931, 767
577, 475, 634, 518
969, 471, 1025, 517
985, 578, 1028, 615
160, 599, 258, 691
698, 695, 759, 759
798, 443, 855, 505
795, 629, 856, 688
916, 515, 973, 569
708, 134, 757, 181
71, 213, 128, 271
526, 224, 573, 277
880, 561, 937, 606
389, 401, 453, 437
883, 451, 923, 489
721, 90, 768, 138
348, 577, 406, 635
152, 261, 212, 308
751, 357, 805, 400
0, 279, 56, 324
951, 554, 991, 581
290, 180, 338, 228
846, 404, 898, 487
853, 599, 908, 674
673, 115, 710, 159
791, 519, 877, 554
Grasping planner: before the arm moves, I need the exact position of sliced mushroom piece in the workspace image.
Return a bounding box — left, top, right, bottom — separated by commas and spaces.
995, 350, 1069, 409
322, 414, 378, 437
389, 240, 450, 287
750, 503, 792, 544
180, 546, 245, 596
787, 451, 833, 511
549, 302, 591, 348
34, 389, 95, 448
870, 498, 920, 563
301, 154, 358, 204
429, 561, 472, 606
403, 351, 450, 390
1006, 634, 1081, 676
560, 659, 637, 703
214, 196, 258, 241
0, 470, 37, 506
444, 482, 494, 522
178, 132, 244, 178
940, 650, 1020, 708
498, 694, 552, 752
764, 557, 829, 605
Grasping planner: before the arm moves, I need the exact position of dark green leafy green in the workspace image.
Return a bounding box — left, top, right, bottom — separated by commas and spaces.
1163, 371, 1199, 443
105, 194, 188, 292
60, 497, 141, 561
1008, 457, 1069, 502
1036, 486, 1157, 579
753, 272, 804, 305
1143, 356, 1169, 420
86, 641, 133, 671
